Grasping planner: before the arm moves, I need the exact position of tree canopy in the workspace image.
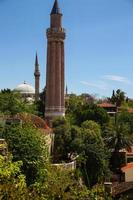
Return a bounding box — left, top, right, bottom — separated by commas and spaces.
0, 91, 37, 115
52, 117, 109, 187
66, 94, 109, 126
109, 89, 126, 107
0, 155, 28, 199
0, 122, 48, 185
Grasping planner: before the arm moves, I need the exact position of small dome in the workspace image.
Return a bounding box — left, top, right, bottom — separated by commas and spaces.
14, 82, 35, 94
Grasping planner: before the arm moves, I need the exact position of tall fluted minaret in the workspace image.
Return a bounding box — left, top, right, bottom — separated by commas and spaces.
45, 0, 66, 123
34, 53, 40, 101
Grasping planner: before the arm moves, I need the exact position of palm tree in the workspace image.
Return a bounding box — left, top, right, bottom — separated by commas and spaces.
104, 124, 133, 173
106, 125, 132, 152
115, 89, 125, 107
110, 89, 125, 107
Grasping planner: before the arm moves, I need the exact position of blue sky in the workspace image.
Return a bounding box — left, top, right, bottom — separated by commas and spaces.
0, 0, 133, 98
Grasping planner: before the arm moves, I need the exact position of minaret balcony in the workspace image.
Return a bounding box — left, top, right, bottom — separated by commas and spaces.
47, 27, 66, 34
34, 72, 40, 77
46, 28, 66, 40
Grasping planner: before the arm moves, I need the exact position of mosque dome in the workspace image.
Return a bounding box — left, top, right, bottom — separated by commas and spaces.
14, 82, 35, 94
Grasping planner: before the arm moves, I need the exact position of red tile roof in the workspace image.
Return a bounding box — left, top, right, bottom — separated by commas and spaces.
128, 108, 133, 113
5, 114, 51, 134
121, 162, 133, 171
98, 103, 116, 108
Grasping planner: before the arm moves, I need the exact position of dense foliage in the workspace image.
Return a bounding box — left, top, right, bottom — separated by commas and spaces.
36, 88, 46, 117
53, 118, 110, 187
0, 90, 36, 115
109, 89, 126, 107
0, 122, 48, 185
66, 94, 109, 126
52, 92, 133, 198
1, 89, 133, 199
0, 154, 111, 200
0, 155, 28, 199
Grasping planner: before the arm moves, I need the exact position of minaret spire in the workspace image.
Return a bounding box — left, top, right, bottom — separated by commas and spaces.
34, 52, 40, 102
50, 0, 62, 28
51, 0, 61, 15
45, 0, 66, 125
35, 52, 39, 69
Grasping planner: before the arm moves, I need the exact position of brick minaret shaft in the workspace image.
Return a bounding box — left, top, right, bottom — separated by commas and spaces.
45, 0, 66, 122
34, 53, 40, 102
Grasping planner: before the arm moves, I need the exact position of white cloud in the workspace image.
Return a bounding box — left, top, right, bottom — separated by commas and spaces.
103, 75, 133, 85
80, 81, 108, 90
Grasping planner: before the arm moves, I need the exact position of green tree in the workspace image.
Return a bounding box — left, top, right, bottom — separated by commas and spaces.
69, 125, 83, 156
53, 118, 110, 187
66, 94, 109, 126
0, 122, 48, 185
110, 90, 116, 104
110, 89, 125, 107
1, 88, 12, 94
104, 123, 133, 172
40, 167, 89, 200
36, 87, 46, 117
81, 120, 101, 138
66, 94, 85, 124
80, 104, 109, 126
117, 111, 133, 134
52, 117, 71, 162
105, 124, 132, 153
0, 155, 28, 200
81, 121, 109, 186
66, 94, 85, 114
53, 117, 84, 161
88, 184, 112, 200
0, 91, 37, 115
